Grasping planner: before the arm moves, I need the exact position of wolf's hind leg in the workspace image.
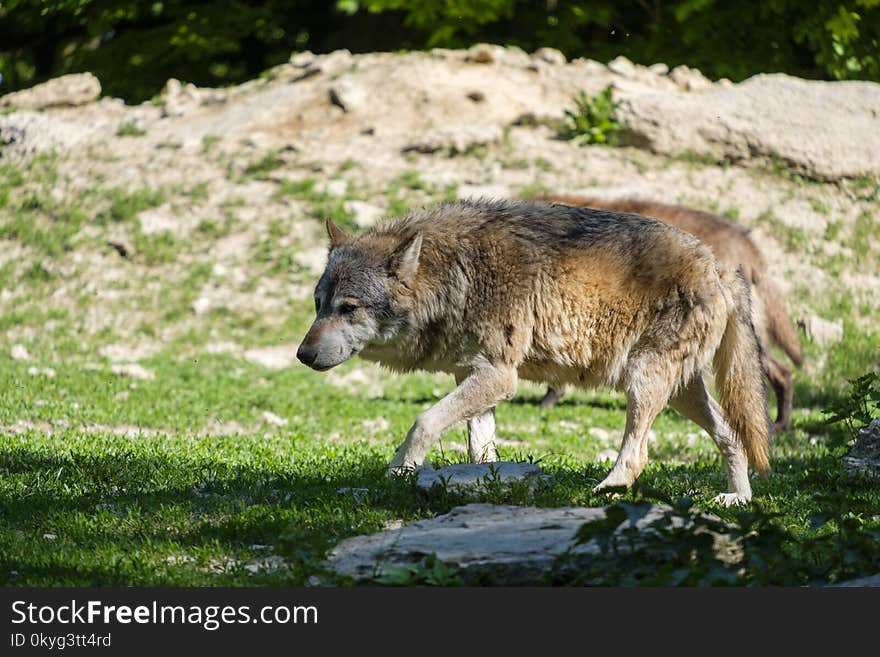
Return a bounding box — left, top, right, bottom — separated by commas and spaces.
539, 384, 572, 409
389, 366, 517, 473
593, 386, 668, 493
467, 409, 498, 463
668, 376, 752, 505
454, 373, 499, 464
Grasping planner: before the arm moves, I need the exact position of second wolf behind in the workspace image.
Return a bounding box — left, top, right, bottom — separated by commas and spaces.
536, 194, 803, 433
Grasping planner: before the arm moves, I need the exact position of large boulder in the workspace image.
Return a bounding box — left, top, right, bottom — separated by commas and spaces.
616, 74, 880, 180
0, 73, 101, 110
327, 502, 734, 584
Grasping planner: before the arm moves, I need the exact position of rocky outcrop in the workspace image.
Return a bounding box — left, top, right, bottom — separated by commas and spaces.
4, 49, 877, 181
616, 74, 880, 179
0, 73, 101, 110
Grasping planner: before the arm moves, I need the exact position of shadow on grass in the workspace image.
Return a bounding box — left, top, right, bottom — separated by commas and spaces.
3, 435, 876, 586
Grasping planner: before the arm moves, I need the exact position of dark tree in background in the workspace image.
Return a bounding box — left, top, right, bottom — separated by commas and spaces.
1, 0, 878, 103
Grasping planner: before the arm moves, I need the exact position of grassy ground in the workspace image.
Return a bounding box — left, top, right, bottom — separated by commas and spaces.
2, 316, 878, 586
1, 149, 879, 586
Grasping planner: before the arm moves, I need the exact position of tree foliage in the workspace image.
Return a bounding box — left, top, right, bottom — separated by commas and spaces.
1, 1, 878, 103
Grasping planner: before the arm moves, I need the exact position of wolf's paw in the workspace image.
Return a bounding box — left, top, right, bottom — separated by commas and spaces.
592, 474, 633, 496
386, 464, 415, 479
711, 492, 751, 507
386, 455, 421, 479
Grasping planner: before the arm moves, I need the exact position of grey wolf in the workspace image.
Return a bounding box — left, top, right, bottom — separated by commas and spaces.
297, 199, 771, 504
535, 194, 803, 433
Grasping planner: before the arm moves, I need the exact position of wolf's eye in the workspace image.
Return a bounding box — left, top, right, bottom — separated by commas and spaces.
338, 301, 358, 314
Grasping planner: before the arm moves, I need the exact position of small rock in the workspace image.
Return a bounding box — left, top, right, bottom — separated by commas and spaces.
11, 344, 29, 361
204, 341, 241, 355
346, 200, 385, 228
111, 363, 155, 380
466, 91, 486, 103
403, 125, 503, 154
27, 366, 55, 378
261, 411, 288, 427
669, 65, 713, 91
414, 461, 553, 494
597, 449, 619, 463
289, 51, 316, 67
649, 63, 670, 75
533, 47, 566, 65
466, 44, 496, 64
456, 183, 510, 200
43, 533, 57, 540
325, 367, 384, 398
329, 80, 369, 113
360, 417, 389, 433
242, 345, 297, 370
0, 73, 101, 110
843, 418, 880, 476
244, 555, 286, 574
191, 296, 213, 316
607, 55, 637, 78
294, 246, 329, 275
99, 343, 158, 362
318, 179, 348, 197
160, 78, 199, 117
337, 487, 370, 502
138, 206, 177, 234
800, 315, 844, 347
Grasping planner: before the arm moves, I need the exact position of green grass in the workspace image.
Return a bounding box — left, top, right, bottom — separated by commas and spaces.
244, 151, 285, 180
98, 186, 166, 224
1, 322, 877, 586
116, 121, 146, 137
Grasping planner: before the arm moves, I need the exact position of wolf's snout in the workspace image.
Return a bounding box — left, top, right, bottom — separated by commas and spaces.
296, 342, 318, 367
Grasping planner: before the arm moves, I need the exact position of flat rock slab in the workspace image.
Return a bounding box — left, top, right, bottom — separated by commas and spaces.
328, 502, 673, 584
832, 573, 880, 587
414, 461, 552, 494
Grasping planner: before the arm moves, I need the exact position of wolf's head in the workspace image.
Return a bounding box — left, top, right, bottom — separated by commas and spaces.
296, 218, 422, 371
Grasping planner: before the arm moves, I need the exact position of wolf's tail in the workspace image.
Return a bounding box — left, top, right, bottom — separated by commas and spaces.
756, 278, 804, 368
715, 268, 771, 475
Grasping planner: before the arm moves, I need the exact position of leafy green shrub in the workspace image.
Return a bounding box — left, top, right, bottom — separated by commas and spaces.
373, 554, 463, 586
558, 87, 620, 146
824, 371, 880, 441
551, 485, 880, 586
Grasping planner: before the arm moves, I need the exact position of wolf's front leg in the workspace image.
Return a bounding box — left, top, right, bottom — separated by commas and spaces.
389, 366, 517, 473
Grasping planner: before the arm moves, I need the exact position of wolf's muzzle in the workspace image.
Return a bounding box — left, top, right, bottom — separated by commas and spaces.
296, 343, 318, 367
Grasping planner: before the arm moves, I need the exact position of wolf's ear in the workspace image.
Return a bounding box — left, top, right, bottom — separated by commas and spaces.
326, 217, 349, 249
390, 234, 422, 285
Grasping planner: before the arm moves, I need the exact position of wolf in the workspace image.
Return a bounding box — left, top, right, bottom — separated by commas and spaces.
297, 199, 771, 505
535, 194, 803, 433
